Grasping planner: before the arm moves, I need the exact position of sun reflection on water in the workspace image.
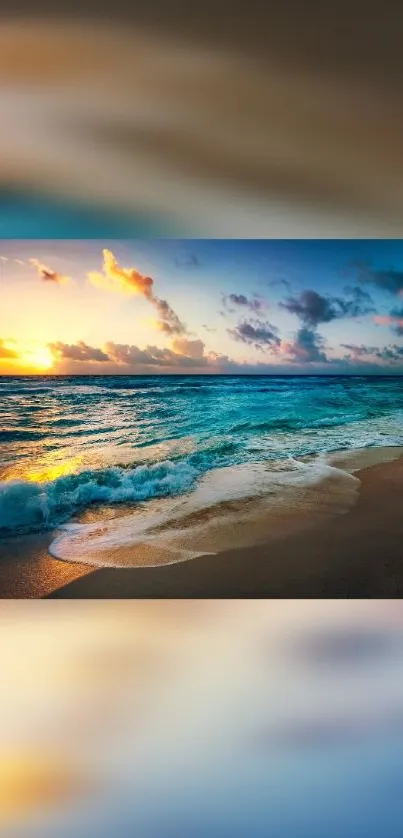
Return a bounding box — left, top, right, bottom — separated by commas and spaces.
6, 455, 84, 484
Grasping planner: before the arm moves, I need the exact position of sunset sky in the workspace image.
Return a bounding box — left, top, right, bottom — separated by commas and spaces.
1, 239, 403, 374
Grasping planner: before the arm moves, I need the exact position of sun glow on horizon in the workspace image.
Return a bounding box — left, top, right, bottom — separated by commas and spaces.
18, 346, 54, 371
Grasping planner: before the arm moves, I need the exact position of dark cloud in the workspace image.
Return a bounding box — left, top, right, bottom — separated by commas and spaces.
352, 260, 403, 295
280, 290, 338, 326
390, 306, 403, 335
280, 287, 374, 327
0, 339, 18, 359
341, 343, 403, 363
223, 293, 265, 314
228, 319, 280, 352
283, 327, 328, 363
339, 285, 376, 317
341, 343, 378, 358
49, 341, 109, 362
376, 345, 403, 362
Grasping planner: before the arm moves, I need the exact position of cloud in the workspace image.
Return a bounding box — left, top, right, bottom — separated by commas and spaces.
88, 249, 153, 297
341, 343, 378, 360
228, 319, 280, 352
0, 256, 25, 266
281, 327, 328, 363
339, 286, 376, 317
341, 343, 403, 363
373, 315, 394, 326
280, 287, 374, 328
269, 277, 292, 292
352, 261, 403, 295
170, 337, 205, 360
105, 342, 179, 368
0, 339, 18, 359
223, 293, 266, 314
29, 258, 70, 285
374, 306, 403, 335
378, 345, 403, 361
151, 298, 186, 336
280, 290, 336, 326
174, 253, 199, 268
390, 306, 403, 335
1, 254, 70, 284
106, 342, 199, 368
105, 339, 230, 370
49, 341, 109, 363
88, 249, 186, 335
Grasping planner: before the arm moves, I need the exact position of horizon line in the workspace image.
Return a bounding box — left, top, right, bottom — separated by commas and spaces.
1, 372, 403, 379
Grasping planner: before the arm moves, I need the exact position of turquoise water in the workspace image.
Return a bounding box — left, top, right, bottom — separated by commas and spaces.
0, 375, 402, 537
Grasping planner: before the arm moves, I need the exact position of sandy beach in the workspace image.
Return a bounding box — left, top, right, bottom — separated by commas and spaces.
0, 450, 400, 598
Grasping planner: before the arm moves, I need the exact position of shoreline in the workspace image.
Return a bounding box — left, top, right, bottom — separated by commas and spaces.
1, 447, 402, 598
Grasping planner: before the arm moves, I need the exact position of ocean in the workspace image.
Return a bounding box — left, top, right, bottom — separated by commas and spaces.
1, 375, 402, 566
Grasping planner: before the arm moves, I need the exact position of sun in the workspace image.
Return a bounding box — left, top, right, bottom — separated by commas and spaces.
29, 348, 54, 370
27, 348, 54, 371
19, 346, 54, 371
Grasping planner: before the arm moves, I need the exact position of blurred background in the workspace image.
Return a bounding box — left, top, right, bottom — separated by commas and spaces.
0, 3, 403, 236
2, 600, 403, 836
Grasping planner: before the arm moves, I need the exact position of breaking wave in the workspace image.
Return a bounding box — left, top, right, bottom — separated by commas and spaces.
0, 460, 198, 536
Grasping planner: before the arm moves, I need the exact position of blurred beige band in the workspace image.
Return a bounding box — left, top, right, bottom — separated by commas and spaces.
0, 17, 402, 236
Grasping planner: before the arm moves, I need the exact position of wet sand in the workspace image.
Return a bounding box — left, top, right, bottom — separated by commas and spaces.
45, 453, 403, 599
0, 531, 92, 598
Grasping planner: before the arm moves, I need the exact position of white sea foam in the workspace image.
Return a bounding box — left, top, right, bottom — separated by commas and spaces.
49, 457, 360, 567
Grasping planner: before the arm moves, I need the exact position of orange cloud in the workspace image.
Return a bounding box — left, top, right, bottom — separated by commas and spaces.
29, 259, 70, 285
374, 315, 393, 325
89, 249, 153, 297
0, 339, 18, 359
170, 337, 205, 360
88, 249, 186, 335
374, 314, 403, 328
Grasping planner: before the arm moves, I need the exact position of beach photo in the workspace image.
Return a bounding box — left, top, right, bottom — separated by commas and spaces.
0, 239, 402, 598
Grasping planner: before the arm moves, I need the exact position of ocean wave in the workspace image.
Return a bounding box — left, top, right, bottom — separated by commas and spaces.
0, 459, 198, 537
48, 458, 361, 567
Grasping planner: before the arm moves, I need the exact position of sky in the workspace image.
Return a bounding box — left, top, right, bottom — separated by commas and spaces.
1, 239, 403, 374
